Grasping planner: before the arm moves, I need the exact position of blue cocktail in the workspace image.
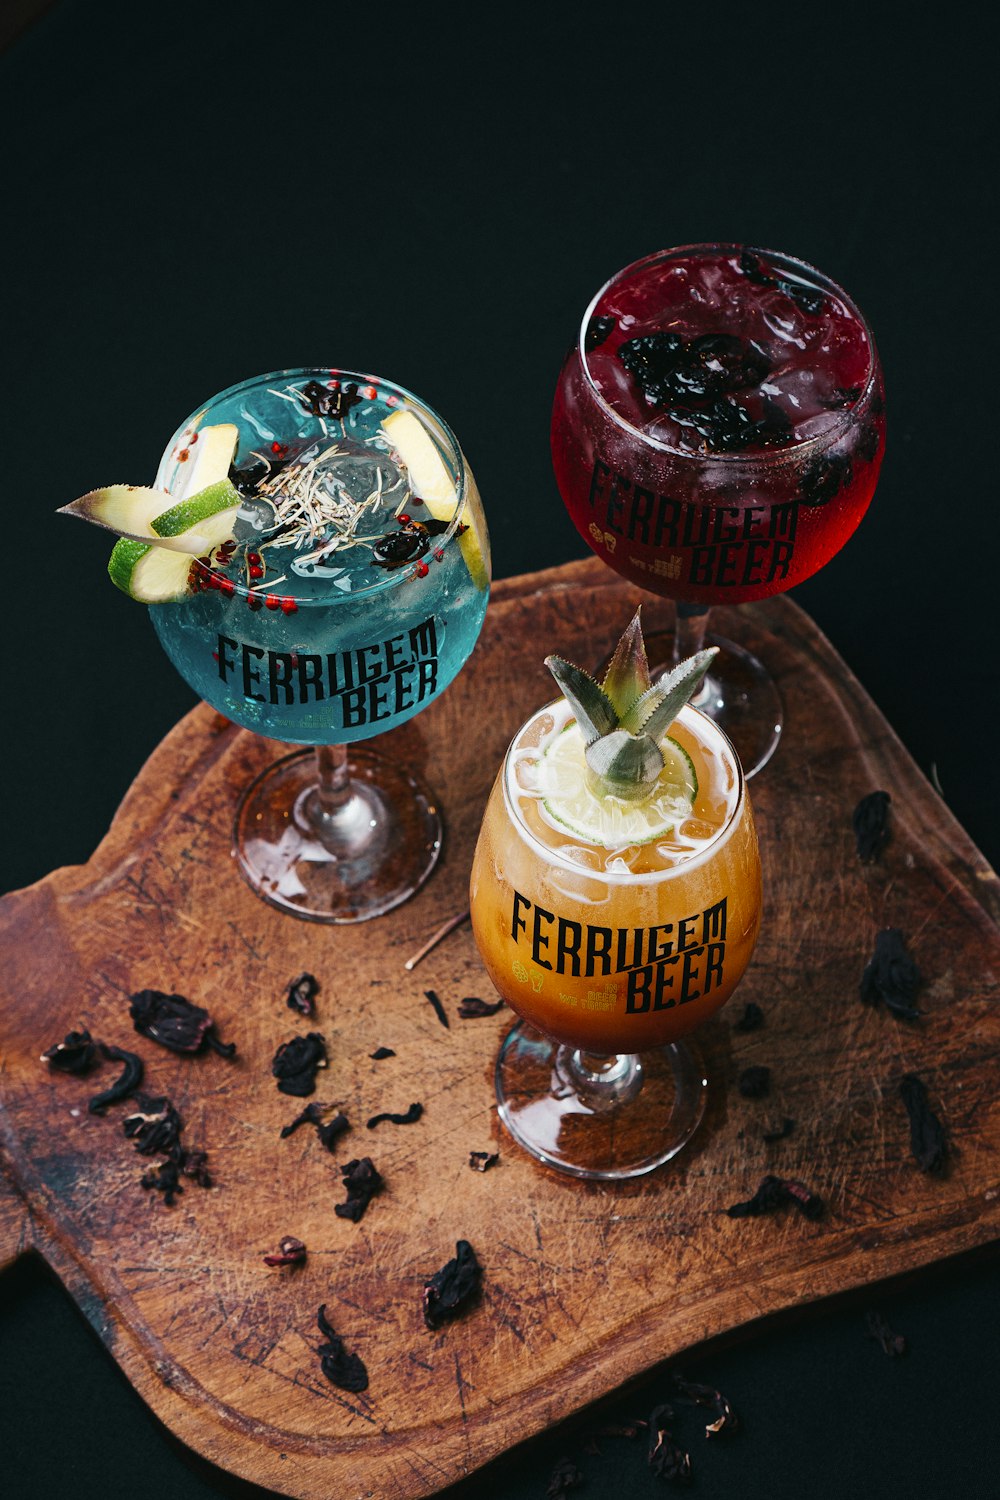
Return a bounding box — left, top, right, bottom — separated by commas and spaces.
150, 368, 490, 921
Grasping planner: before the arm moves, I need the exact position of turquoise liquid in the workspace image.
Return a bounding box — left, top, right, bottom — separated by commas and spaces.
150, 377, 489, 745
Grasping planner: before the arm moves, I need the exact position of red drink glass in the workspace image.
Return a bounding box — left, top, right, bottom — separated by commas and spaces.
551, 244, 885, 774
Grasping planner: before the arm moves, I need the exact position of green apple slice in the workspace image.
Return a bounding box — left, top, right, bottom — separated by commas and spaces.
381, 408, 489, 590
107, 536, 197, 602
171, 422, 238, 500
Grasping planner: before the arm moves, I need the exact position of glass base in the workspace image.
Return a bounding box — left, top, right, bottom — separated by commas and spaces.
233, 746, 442, 923
495, 1022, 707, 1180
650, 630, 783, 779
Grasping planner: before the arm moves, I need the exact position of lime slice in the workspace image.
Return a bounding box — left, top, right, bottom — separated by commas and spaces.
540, 723, 697, 847
108, 537, 197, 602
151, 478, 241, 551
381, 407, 489, 590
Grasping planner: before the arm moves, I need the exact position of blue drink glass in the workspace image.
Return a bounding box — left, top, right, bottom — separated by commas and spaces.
151, 368, 490, 922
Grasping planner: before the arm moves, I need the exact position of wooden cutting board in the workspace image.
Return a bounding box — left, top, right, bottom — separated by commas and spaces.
2, 557, 998, 1500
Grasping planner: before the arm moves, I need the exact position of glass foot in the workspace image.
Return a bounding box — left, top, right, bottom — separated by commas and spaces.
495, 1022, 707, 1180
649, 630, 783, 779
233, 746, 442, 923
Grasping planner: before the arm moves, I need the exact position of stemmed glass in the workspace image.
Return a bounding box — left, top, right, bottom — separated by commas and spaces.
470, 693, 761, 1179
551, 244, 885, 776
151, 368, 490, 923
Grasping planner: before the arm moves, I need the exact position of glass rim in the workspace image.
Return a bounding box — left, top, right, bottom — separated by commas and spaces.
154, 366, 471, 607
501, 697, 748, 883
577, 242, 880, 466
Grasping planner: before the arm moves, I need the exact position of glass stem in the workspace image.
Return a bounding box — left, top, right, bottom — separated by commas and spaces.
674, 601, 714, 710
556, 1048, 644, 1112
315, 743, 351, 818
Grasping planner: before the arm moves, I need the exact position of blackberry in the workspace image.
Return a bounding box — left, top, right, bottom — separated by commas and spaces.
801, 452, 853, 506
585, 314, 616, 352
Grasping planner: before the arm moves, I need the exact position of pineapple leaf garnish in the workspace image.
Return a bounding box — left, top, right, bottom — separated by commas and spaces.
545, 615, 718, 802
620, 648, 718, 739
600, 608, 651, 716
543, 657, 617, 743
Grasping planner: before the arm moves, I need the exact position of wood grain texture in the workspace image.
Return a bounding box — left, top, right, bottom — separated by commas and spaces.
1, 557, 998, 1499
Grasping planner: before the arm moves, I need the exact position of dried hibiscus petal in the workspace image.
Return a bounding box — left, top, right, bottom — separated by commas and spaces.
141, 1157, 184, 1205
423, 1239, 482, 1330
280, 1102, 324, 1137
88, 1044, 144, 1114
41, 1028, 98, 1074
424, 990, 450, 1028
469, 1151, 499, 1172
899, 1073, 948, 1173
733, 1002, 764, 1033
726, 1175, 823, 1221
130, 990, 236, 1057
334, 1158, 382, 1222
457, 996, 505, 1019
177, 1147, 212, 1188
369, 1046, 395, 1060
666, 1372, 739, 1437
738, 1065, 770, 1098
263, 1236, 307, 1268
272, 1032, 327, 1096
648, 1404, 691, 1482
316, 1304, 368, 1392
366, 1102, 423, 1129
317, 1113, 350, 1151
860, 929, 921, 1021
547, 1457, 583, 1496
852, 790, 892, 863
123, 1095, 183, 1156
286, 972, 319, 1017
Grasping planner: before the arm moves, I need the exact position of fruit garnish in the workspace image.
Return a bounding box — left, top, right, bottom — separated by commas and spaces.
171, 422, 239, 499
381, 408, 489, 590
107, 536, 201, 602
540, 610, 716, 846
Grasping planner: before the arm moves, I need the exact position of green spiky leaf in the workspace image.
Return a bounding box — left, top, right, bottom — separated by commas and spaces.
544, 656, 617, 744
584, 729, 665, 801
625, 648, 718, 742
599, 608, 651, 716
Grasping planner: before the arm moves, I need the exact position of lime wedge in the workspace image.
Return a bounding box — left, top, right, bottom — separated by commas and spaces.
381, 407, 489, 590
108, 537, 196, 602
151, 478, 241, 551
540, 724, 697, 847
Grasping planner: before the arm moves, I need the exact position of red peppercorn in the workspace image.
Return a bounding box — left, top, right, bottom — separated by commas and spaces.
434, 548, 444, 562
280, 597, 298, 615
327, 378, 340, 390
247, 551, 261, 565
409, 495, 423, 506
265, 594, 280, 611
248, 593, 263, 610
386, 394, 398, 405
189, 432, 198, 444
364, 385, 377, 400
249, 566, 264, 580
397, 513, 411, 524
178, 448, 190, 462
415, 561, 429, 578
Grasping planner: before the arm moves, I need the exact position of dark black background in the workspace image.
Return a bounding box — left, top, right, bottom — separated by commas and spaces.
2, 3, 999, 1497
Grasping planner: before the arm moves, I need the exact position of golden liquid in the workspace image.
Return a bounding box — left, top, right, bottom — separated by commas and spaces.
470, 700, 761, 1051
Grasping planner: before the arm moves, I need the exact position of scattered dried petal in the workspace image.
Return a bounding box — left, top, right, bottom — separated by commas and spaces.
733, 1002, 764, 1033
88, 1044, 144, 1114
547, 1457, 583, 1497
424, 990, 450, 1028
853, 790, 892, 863
41, 1028, 98, 1074
366, 1102, 423, 1129
469, 1151, 499, 1172
899, 1074, 948, 1173
316, 1304, 368, 1392
860, 929, 922, 1021
317, 1113, 351, 1151
648, 1403, 691, 1483
177, 1148, 212, 1188
280, 1102, 324, 1138
458, 997, 505, 1019
423, 1239, 482, 1330
369, 1046, 396, 1060
335, 1158, 382, 1222
738, 1065, 770, 1099
130, 990, 236, 1057
865, 1309, 907, 1356
140, 1157, 183, 1205
666, 1372, 739, 1438
761, 1116, 796, 1143
263, 1236, 307, 1268
123, 1095, 183, 1156
726, 1175, 823, 1221
272, 1032, 328, 1096
286, 972, 319, 1017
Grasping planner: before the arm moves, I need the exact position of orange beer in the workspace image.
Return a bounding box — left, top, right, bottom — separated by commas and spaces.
471, 698, 761, 1054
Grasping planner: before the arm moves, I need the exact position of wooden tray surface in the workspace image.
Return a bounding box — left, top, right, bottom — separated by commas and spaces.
1, 557, 998, 1499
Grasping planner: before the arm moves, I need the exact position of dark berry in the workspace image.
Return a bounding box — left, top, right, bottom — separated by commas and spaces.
801, 452, 853, 506
585, 314, 616, 352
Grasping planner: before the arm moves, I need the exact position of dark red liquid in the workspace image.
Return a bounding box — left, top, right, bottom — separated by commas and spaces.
552, 246, 885, 605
